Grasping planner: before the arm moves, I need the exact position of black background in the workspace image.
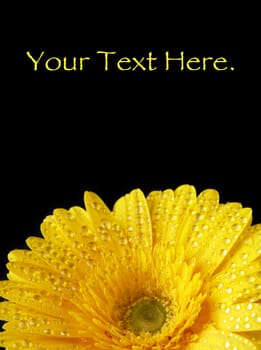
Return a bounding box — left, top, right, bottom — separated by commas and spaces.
1, 5, 259, 280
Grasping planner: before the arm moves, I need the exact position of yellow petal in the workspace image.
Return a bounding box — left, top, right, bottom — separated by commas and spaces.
0, 332, 92, 349
211, 302, 261, 332
215, 223, 261, 275
188, 326, 258, 349
0, 281, 81, 318
113, 188, 152, 250
84, 191, 111, 227
188, 203, 252, 276
147, 185, 197, 251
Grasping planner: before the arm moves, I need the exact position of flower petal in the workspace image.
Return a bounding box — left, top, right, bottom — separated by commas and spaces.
147, 185, 197, 250
188, 326, 258, 349
188, 203, 252, 277
239, 331, 261, 349
211, 302, 261, 332
209, 269, 261, 305
215, 223, 261, 275
113, 189, 152, 250
26, 236, 84, 280
0, 332, 92, 349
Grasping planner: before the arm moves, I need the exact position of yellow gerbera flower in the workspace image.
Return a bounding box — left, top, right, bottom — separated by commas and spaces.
0, 185, 260, 349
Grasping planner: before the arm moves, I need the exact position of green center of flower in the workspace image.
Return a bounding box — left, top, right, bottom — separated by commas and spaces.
127, 298, 166, 334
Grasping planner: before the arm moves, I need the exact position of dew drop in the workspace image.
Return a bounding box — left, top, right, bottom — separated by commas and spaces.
19, 321, 26, 329
196, 232, 203, 239
241, 253, 249, 260
221, 249, 228, 256
119, 238, 128, 246
195, 213, 204, 220
88, 242, 97, 251
13, 313, 20, 320
29, 318, 36, 326
247, 276, 255, 283
192, 225, 199, 232
86, 259, 94, 267
232, 224, 242, 231
101, 233, 109, 241
231, 273, 237, 280
224, 237, 231, 245
191, 240, 199, 247
61, 330, 69, 336
225, 307, 231, 314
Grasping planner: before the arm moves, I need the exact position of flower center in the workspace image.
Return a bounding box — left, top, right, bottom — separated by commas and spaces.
127, 298, 167, 334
